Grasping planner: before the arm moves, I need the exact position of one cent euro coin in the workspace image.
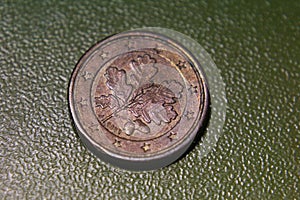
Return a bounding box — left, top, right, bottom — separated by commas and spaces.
69, 31, 209, 171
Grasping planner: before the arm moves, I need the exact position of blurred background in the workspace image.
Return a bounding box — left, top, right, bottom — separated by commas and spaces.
0, 0, 299, 199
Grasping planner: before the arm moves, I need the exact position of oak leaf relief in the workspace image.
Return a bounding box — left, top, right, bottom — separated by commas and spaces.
129, 54, 158, 87
128, 83, 177, 125
105, 66, 132, 103
95, 54, 180, 136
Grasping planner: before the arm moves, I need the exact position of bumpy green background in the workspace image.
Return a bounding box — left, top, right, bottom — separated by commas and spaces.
1, 0, 299, 199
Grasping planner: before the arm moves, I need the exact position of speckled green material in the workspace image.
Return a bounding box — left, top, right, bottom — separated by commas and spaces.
0, 0, 299, 199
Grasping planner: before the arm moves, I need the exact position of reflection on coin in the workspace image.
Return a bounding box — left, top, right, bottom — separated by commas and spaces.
69, 31, 209, 171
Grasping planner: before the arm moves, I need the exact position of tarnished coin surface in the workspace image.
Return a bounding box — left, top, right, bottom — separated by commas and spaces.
69, 31, 209, 170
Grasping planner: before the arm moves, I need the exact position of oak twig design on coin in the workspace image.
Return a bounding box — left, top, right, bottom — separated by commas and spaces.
94, 52, 182, 141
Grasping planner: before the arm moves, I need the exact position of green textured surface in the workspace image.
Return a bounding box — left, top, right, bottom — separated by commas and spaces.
1, 0, 299, 199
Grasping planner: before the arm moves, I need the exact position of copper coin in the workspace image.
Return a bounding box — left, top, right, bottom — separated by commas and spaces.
69, 31, 209, 170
